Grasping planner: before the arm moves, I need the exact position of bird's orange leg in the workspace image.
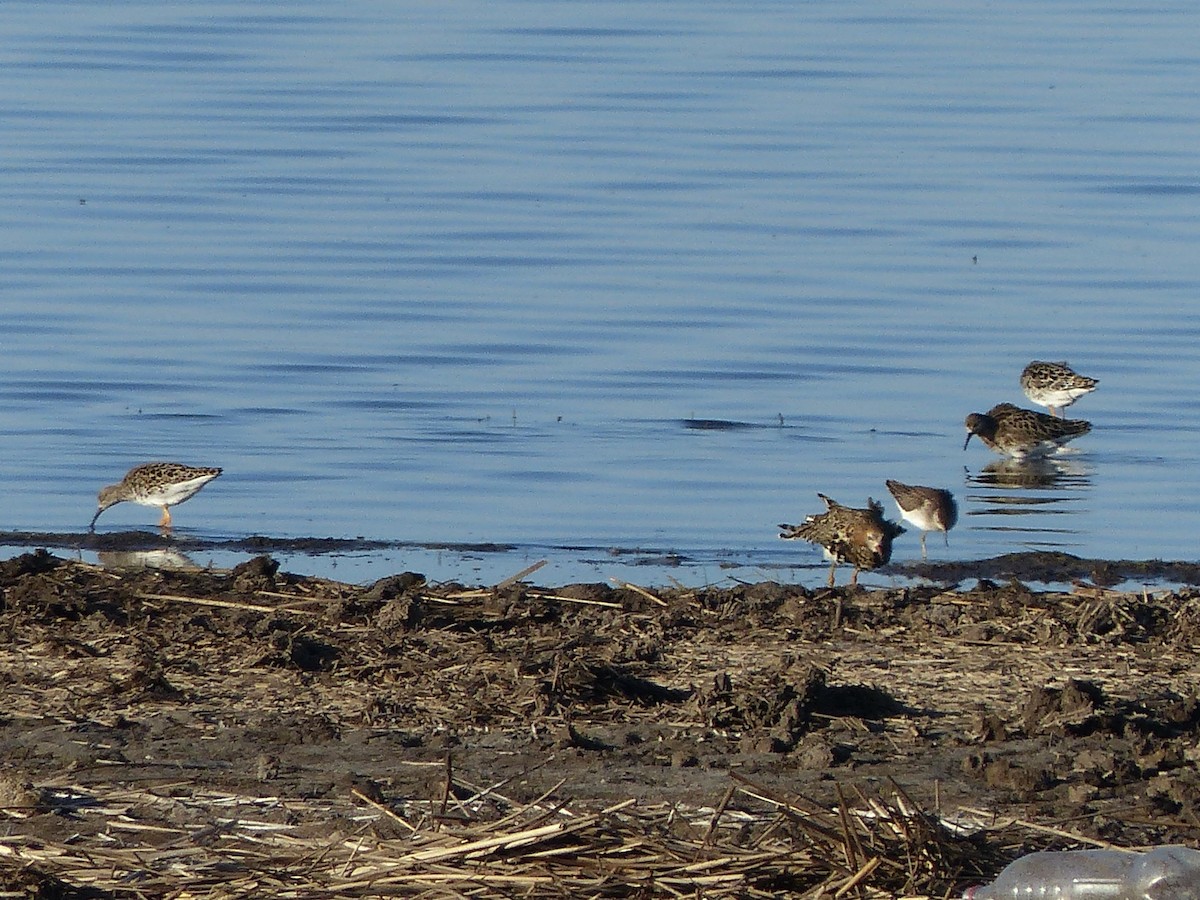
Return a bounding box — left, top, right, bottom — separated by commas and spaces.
159, 507, 172, 528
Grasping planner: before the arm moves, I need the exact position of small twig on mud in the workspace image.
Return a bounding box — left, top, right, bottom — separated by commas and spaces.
438, 752, 453, 821
729, 773, 844, 843
254, 589, 339, 607
835, 782, 861, 872
609, 578, 668, 607
495, 560, 547, 590
462, 777, 573, 833
833, 856, 881, 897
700, 783, 736, 850
350, 787, 417, 833
135, 592, 319, 616
955, 807, 1123, 849
388, 800, 635, 865
529, 591, 623, 609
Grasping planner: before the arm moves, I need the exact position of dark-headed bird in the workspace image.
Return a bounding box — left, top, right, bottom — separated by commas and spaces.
964, 403, 1090, 459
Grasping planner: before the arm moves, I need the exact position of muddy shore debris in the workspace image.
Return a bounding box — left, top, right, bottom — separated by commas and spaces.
0, 548, 1198, 897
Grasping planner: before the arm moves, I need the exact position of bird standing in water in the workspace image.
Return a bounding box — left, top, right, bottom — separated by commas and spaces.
1020, 361, 1098, 418
964, 403, 1090, 458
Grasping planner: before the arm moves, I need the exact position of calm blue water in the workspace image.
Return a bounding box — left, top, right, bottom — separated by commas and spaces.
2, 1, 1199, 587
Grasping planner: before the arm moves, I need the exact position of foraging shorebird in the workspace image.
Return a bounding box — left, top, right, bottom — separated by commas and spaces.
90, 462, 222, 530
964, 403, 1090, 459
1020, 361, 1098, 418
780, 493, 905, 587
884, 480, 957, 559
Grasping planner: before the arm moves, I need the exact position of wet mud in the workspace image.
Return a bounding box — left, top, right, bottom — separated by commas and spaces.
2, 549, 1200, 896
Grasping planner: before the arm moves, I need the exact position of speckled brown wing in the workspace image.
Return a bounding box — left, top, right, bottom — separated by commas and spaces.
966, 403, 1090, 457
91, 462, 223, 530
989, 403, 1090, 444
780, 493, 844, 552
1020, 361, 1098, 413
781, 494, 904, 570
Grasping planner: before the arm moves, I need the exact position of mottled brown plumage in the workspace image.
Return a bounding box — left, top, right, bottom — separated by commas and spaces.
780, 493, 905, 587
90, 462, 222, 530
964, 402, 1090, 458
885, 480, 957, 559
1020, 360, 1098, 417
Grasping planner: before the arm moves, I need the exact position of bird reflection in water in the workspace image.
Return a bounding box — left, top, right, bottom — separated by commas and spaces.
970, 457, 1090, 490
964, 457, 1091, 544
97, 548, 203, 572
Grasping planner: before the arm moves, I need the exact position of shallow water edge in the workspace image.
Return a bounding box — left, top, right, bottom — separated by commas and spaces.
6, 531, 1199, 590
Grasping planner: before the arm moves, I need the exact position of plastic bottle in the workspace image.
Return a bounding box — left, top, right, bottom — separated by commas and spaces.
964, 845, 1200, 899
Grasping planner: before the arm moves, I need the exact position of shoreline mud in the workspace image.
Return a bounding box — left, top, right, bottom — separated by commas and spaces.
1, 549, 1199, 897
